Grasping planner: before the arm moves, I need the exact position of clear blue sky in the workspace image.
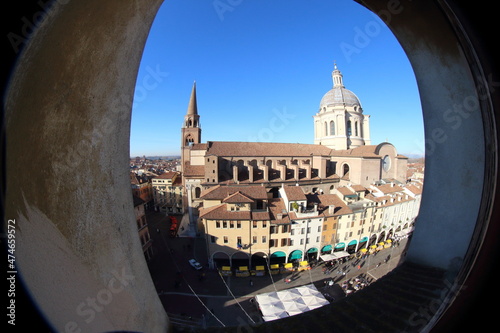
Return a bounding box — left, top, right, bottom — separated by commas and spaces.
130, 0, 424, 157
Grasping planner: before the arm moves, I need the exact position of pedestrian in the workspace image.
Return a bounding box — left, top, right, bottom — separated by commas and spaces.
249, 279, 253, 286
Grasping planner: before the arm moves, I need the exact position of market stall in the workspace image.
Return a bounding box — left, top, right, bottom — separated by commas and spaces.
269, 264, 280, 275
297, 261, 310, 271
254, 265, 266, 276
254, 284, 330, 322
280, 262, 294, 273
236, 266, 250, 277
220, 266, 232, 276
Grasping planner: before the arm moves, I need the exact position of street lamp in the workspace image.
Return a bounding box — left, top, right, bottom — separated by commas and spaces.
263, 255, 278, 292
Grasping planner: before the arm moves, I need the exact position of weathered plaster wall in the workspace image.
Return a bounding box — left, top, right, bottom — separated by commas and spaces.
5, 0, 168, 331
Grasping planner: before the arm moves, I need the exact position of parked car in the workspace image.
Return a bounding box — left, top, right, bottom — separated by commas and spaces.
189, 259, 203, 270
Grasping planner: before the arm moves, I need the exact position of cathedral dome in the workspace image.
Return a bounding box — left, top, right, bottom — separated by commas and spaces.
320, 87, 361, 108
319, 65, 362, 110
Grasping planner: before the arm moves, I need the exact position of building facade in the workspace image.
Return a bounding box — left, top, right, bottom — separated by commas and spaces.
199, 186, 272, 269
199, 182, 421, 268
151, 171, 183, 214
176, 66, 419, 268
130, 172, 154, 210
134, 195, 153, 261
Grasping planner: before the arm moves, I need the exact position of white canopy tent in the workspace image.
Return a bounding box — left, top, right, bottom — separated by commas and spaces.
255, 284, 330, 322
319, 251, 350, 262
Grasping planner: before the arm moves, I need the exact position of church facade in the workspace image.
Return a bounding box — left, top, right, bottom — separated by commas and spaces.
180, 66, 408, 212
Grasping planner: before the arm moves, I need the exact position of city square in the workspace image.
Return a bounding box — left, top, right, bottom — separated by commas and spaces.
146, 210, 411, 329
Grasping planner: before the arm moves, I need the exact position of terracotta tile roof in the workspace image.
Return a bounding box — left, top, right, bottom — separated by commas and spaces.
205, 141, 333, 157
199, 203, 270, 220
329, 145, 379, 158
375, 184, 405, 194
351, 185, 367, 192
199, 204, 251, 220
313, 194, 353, 216
365, 193, 391, 206
154, 171, 177, 179
405, 184, 423, 195
222, 191, 254, 203
200, 185, 268, 200
191, 143, 208, 150
336, 187, 355, 196
282, 185, 307, 201
268, 198, 291, 224
252, 211, 271, 221
130, 172, 140, 185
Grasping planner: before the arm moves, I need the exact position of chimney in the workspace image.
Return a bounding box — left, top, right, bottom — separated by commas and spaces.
329, 205, 335, 215
277, 213, 283, 219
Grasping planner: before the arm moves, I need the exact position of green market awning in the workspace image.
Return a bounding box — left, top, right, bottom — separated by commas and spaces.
334, 243, 345, 249
289, 250, 303, 260
271, 251, 286, 258
321, 245, 332, 252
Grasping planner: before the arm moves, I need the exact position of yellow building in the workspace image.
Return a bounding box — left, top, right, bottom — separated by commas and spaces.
267, 198, 292, 265
151, 171, 183, 214
199, 185, 272, 269
310, 194, 351, 255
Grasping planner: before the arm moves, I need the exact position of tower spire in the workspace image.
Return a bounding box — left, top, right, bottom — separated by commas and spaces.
186, 81, 198, 115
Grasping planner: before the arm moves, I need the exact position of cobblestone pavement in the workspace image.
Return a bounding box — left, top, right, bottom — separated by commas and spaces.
145, 210, 411, 328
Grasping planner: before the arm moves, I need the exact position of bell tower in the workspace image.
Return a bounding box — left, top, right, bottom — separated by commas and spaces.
181, 81, 201, 169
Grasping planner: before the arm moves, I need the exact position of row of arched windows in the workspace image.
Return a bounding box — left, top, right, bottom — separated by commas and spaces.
323, 119, 360, 137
